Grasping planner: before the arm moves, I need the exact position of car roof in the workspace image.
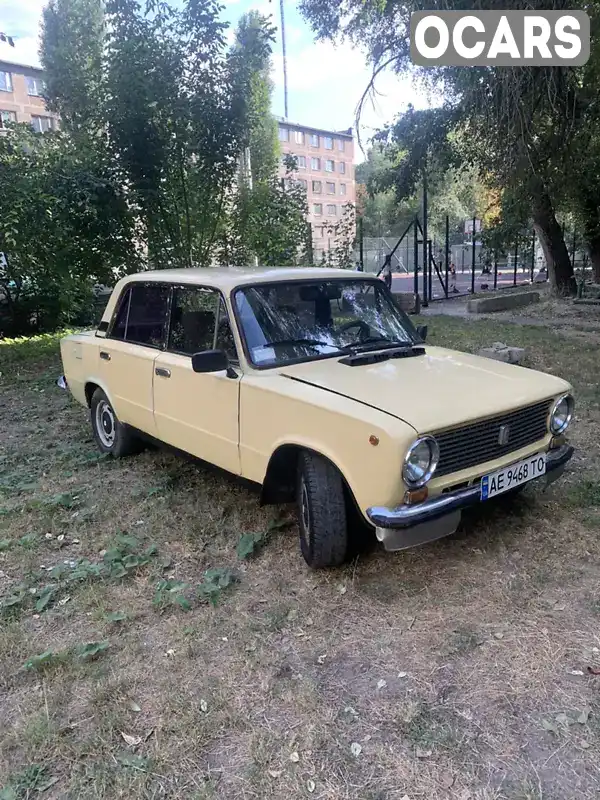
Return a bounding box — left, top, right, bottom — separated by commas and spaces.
122, 266, 377, 291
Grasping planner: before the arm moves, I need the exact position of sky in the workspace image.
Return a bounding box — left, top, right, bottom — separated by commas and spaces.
0, 0, 429, 161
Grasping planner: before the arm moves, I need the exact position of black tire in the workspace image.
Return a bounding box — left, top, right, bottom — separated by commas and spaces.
90, 388, 140, 458
296, 450, 348, 569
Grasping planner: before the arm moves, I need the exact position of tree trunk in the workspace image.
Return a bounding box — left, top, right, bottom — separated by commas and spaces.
588, 235, 600, 283
532, 191, 576, 295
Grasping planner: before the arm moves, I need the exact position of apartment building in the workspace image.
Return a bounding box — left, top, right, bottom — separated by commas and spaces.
0, 60, 58, 133
276, 118, 355, 262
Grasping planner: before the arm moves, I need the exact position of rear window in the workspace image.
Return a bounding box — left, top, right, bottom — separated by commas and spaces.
110, 284, 170, 348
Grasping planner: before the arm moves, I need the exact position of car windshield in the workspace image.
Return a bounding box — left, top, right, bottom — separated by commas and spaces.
234, 279, 418, 367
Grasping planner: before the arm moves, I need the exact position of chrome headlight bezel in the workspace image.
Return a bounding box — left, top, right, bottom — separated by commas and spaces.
402, 435, 440, 489
549, 393, 574, 435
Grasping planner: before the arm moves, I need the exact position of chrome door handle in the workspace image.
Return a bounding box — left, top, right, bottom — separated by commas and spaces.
155, 367, 171, 378
100, 351, 111, 361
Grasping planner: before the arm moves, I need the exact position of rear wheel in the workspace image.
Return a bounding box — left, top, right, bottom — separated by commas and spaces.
296, 450, 348, 569
90, 388, 140, 458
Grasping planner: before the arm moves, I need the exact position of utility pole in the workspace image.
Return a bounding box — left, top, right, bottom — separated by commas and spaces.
279, 0, 289, 118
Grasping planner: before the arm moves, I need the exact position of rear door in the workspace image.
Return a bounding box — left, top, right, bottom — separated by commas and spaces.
99, 283, 170, 436
153, 285, 241, 474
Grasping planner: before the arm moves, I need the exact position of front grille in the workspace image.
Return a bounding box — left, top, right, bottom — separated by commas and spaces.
434, 399, 552, 478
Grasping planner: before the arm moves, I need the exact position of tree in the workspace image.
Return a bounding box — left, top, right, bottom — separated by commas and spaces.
41, 0, 105, 135
299, 0, 589, 294
0, 125, 139, 335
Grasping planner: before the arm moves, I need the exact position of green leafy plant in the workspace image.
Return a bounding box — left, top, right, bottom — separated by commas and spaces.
197, 568, 238, 606
153, 580, 192, 612
75, 640, 109, 661
23, 650, 58, 671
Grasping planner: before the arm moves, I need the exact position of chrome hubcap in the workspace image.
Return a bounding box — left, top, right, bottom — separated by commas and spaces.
95, 400, 116, 448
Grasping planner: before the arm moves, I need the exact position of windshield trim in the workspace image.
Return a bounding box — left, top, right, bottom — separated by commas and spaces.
229, 277, 420, 371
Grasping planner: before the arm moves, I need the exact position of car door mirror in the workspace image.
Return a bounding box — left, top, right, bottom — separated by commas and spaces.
192, 349, 236, 378
416, 324, 428, 343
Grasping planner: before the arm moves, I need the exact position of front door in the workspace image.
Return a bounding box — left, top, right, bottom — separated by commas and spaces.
152, 286, 241, 475
99, 282, 170, 436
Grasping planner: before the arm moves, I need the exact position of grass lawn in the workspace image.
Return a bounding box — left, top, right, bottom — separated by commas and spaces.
1, 318, 600, 800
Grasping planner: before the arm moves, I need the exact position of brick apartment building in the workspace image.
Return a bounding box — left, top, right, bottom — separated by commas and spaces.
276, 117, 355, 262
0, 59, 58, 133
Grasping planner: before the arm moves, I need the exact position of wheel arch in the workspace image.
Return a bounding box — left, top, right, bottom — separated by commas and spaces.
260, 442, 363, 520
84, 378, 114, 409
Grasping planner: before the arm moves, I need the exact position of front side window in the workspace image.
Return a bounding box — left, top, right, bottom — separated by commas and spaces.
168, 286, 236, 359
110, 284, 170, 347
0, 72, 12, 92
234, 280, 416, 367
26, 76, 44, 96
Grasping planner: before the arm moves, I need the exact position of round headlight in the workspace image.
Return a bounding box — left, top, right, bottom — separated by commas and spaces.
403, 436, 440, 488
549, 394, 574, 434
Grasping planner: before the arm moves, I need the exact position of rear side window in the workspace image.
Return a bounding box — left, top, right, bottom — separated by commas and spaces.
109, 284, 170, 348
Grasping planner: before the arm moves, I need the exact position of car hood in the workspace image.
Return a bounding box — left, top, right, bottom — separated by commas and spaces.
278, 346, 571, 434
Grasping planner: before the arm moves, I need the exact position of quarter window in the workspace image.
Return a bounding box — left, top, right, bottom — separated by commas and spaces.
168, 286, 236, 359
110, 284, 170, 347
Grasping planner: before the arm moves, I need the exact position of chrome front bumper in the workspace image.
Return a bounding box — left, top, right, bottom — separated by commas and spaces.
366, 444, 574, 551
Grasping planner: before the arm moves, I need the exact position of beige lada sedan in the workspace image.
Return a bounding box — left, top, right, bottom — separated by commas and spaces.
58, 267, 574, 568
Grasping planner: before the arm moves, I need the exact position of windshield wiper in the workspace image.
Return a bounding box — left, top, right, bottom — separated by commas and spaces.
266, 337, 341, 351
345, 337, 414, 353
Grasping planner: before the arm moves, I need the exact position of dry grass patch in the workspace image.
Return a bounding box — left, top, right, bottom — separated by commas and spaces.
1, 323, 600, 799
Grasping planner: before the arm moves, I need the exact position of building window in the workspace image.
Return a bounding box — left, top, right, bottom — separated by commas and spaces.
297, 155, 306, 168
310, 133, 319, 147
338, 139, 346, 152
0, 72, 12, 92
313, 203, 323, 215
0, 110, 16, 128
278, 127, 289, 141
311, 157, 320, 170
26, 76, 45, 96
312, 180, 322, 193
313, 226, 323, 239
297, 179, 308, 190
339, 161, 346, 174
325, 159, 334, 172
31, 115, 53, 133
326, 182, 335, 194
326, 204, 337, 216
340, 183, 347, 196
324, 136, 333, 149
294, 130, 305, 144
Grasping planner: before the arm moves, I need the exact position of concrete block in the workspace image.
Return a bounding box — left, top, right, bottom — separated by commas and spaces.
477, 341, 526, 365
467, 291, 540, 313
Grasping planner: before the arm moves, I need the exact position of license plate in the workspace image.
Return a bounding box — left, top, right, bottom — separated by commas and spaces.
481, 453, 546, 500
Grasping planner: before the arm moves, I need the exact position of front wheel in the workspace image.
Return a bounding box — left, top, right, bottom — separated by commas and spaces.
90, 388, 140, 458
296, 450, 349, 569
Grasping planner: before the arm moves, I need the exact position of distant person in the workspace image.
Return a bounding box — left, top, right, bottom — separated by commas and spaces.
449, 262, 458, 294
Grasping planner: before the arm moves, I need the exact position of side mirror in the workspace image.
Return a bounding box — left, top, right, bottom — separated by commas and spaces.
416, 324, 428, 343
191, 349, 237, 378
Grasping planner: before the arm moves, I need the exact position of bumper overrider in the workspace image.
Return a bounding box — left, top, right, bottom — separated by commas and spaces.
367, 444, 574, 552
